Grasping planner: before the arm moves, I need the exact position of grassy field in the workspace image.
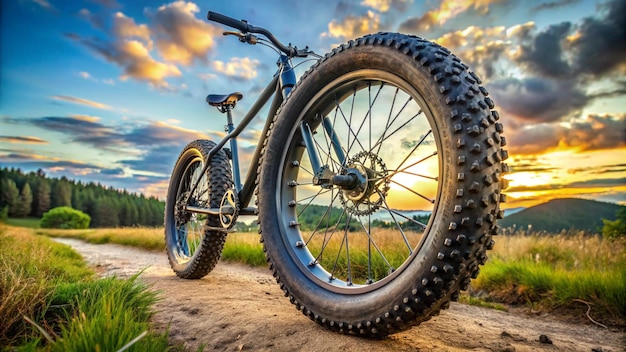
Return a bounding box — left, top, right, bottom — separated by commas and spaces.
5, 217, 41, 229
34, 223, 626, 326
0, 224, 171, 351
474, 230, 626, 325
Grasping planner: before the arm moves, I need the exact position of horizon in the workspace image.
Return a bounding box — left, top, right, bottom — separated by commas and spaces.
1, 0, 625, 209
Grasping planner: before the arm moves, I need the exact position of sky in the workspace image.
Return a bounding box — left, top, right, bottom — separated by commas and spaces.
1, 0, 625, 209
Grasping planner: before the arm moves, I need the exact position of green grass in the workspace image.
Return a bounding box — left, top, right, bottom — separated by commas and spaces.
5, 217, 41, 229
474, 232, 626, 324
222, 233, 266, 266
0, 224, 172, 351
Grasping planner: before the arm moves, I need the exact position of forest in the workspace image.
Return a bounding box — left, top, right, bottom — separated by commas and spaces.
0, 167, 164, 227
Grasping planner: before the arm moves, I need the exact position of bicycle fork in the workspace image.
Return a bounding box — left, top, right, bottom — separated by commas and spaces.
300, 118, 363, 191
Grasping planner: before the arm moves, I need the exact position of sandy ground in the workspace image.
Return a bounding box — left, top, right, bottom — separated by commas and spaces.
53, 238, 625, 352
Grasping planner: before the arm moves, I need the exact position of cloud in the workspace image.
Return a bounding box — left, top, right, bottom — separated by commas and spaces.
120, 145, 181, 175
434, 25, 512, 79
513, 22, 573, 79
506, 177, 626, 193
506, 113, 626, 155
569, 0, 626, 78
360, 0, 409, 12
530, 0, 580, 13
568, 163, 626, 175
212, 57, 260, 80
2, 115, 211, 177
0, 136, 48, 144
121, 120, 206, 147
488, 77, 588, 123
148, 1, 220, 65
513, 0, 626, 80
117, 40, 182, 85
78, 8, 105, 30
324, 10, 381, 39
0, 152, 102, 170
23, 116, 123, 148
24, 0, 58, 13
399, 0, 501, 33
52, 95, 113, 110
113, 12, 151, 44
71, 1, 221, 87
71, 34, 181, 87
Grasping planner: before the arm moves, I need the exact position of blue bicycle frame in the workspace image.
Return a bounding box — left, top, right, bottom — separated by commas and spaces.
186, 54, 298, 217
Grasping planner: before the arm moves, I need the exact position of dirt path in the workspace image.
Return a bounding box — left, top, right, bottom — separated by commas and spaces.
53, 238, 624, 352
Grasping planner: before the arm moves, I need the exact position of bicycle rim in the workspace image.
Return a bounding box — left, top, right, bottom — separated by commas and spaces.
278, 70, 443, 294
172, 154, 210, 264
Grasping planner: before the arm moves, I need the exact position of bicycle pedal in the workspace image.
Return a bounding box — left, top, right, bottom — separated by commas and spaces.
202, 225, 234, 233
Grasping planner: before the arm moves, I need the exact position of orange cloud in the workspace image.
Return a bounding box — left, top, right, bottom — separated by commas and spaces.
212, 57, 260, 80
361, 0, 408, 12
325, 10, 380, 39
507, 114, 626, 155
400, 0, 502, 32
0, 136, 48, 144
113, 12, 151, 45
117, 39, 181, 87
70, 114, 101, 122
150, 1, 219, 65
52, 95, 113, 110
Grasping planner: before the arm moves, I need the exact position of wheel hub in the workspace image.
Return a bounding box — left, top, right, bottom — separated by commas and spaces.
339, 151, 389, 216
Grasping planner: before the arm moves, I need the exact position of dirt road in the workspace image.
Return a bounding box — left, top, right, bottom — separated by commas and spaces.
53, 238, 624, 352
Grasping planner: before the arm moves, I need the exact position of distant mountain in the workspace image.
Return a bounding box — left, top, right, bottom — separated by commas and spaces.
499, 198, 624, 233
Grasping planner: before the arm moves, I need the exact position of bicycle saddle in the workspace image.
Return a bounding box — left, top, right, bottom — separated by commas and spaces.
206, 92, 243, 107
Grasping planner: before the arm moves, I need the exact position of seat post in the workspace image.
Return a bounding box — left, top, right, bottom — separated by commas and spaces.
222, 105, 243, 192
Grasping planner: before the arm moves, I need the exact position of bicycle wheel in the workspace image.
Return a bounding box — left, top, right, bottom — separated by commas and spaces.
257, 33, 508, 336
164, 139, 233, 279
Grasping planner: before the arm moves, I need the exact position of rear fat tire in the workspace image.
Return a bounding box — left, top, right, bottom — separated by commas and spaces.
164, 139, 233, 279
256, 32, 508, 336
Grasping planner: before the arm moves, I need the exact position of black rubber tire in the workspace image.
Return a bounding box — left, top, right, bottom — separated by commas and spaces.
256, 32, 508, 336
164, 139, 233, 279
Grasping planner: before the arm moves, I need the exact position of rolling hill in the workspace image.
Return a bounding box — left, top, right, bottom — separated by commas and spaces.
500, 198, 624, 233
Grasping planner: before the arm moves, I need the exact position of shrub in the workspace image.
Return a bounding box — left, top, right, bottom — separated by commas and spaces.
40, 207, 91, 229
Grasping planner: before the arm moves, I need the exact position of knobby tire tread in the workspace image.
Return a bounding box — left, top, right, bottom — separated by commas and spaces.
165, 139, 233, 280
255, 32, 509, 337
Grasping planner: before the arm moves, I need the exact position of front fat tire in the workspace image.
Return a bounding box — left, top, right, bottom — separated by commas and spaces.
257, 33, 508, 336
164, 140, 233, 279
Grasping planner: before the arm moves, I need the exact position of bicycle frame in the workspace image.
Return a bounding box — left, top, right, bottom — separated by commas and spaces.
185, 54, 298, 217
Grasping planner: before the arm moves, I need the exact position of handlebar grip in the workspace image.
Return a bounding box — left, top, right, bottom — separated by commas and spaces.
207, 11, 251, 33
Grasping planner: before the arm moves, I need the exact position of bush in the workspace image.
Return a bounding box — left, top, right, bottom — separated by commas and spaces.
603, 207, 626, 239
40, 207, 90, 229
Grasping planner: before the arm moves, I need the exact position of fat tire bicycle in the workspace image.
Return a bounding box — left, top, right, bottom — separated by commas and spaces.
164, 10, 509, 337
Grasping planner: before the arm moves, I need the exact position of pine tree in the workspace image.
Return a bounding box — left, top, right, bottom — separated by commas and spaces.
92, 197, 119, 227
1, 178, 20, 217
33, 178, 51, 217
15, 183, 33, 217
51, 180, 72, 208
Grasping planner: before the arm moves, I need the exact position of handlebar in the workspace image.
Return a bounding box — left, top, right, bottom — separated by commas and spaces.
207, 11, 308, 58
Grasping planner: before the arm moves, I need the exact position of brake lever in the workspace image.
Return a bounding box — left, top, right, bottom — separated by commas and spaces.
222, 31, 257, 45
294, 46, 314, 58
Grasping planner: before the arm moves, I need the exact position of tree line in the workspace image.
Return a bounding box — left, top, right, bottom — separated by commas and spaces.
0, 167, 164, 227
